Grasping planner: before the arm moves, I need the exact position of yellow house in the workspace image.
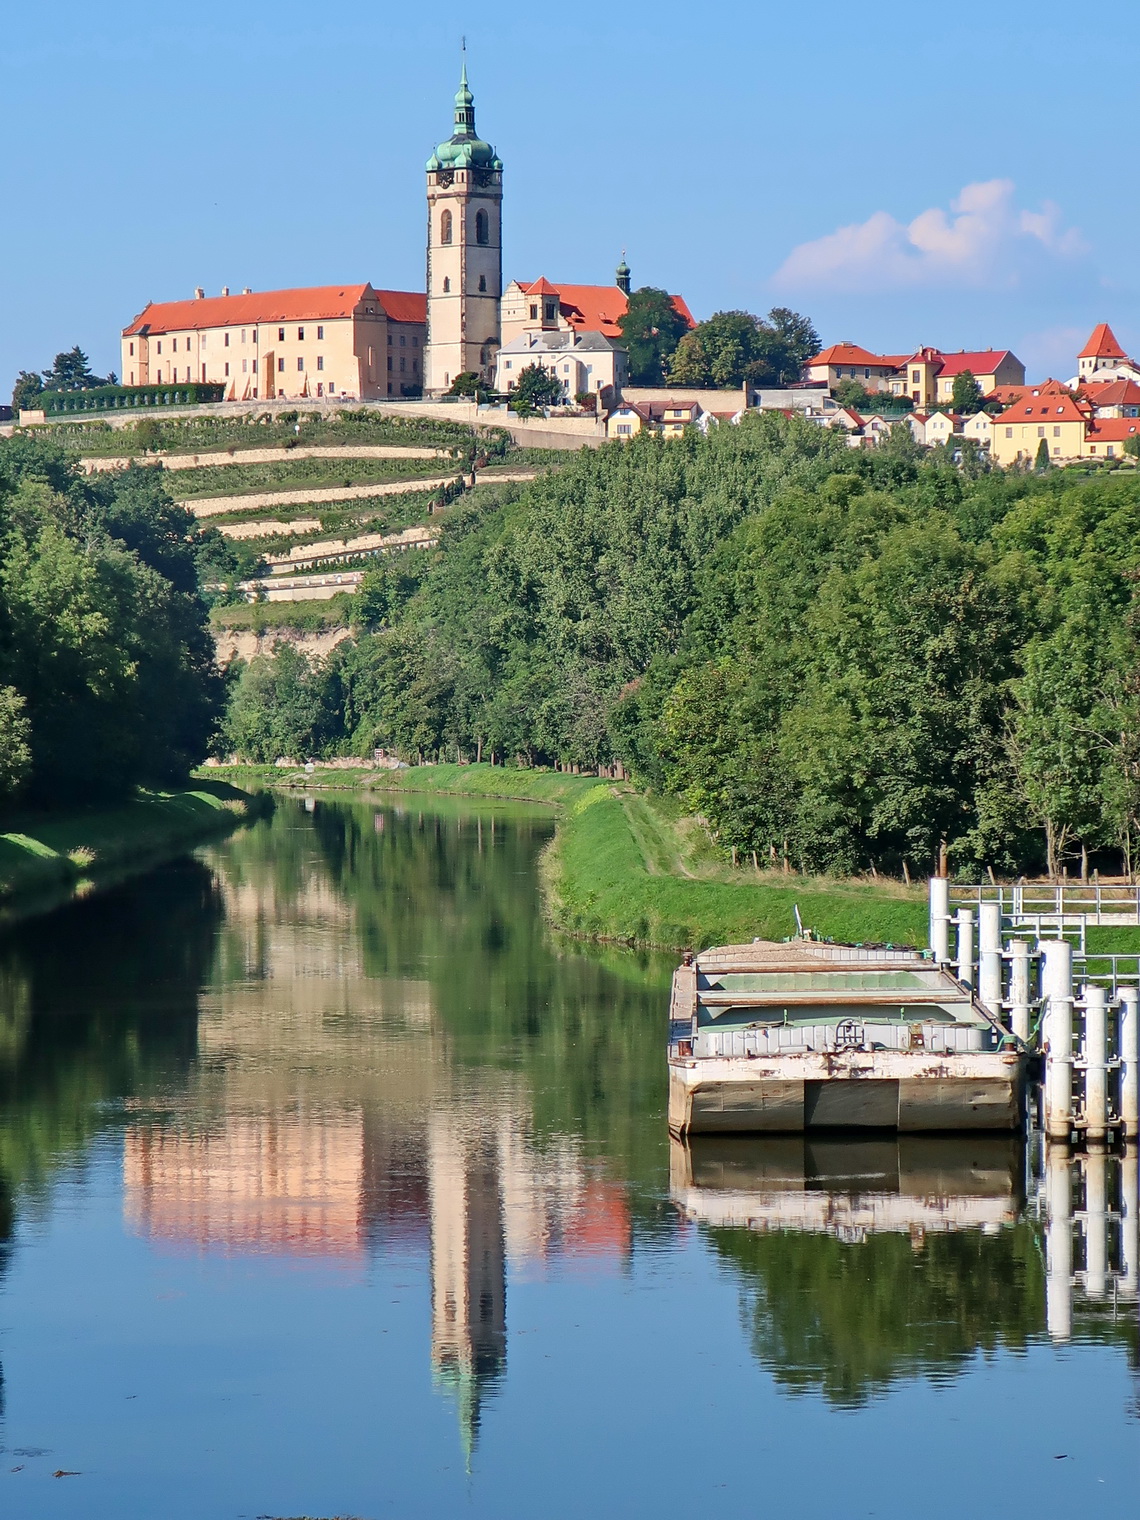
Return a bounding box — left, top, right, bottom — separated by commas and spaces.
990, 388, 1090, 465
121, 284, 426, 402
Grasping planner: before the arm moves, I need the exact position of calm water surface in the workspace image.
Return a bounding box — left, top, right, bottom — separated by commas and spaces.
0, 794, 1135, 1518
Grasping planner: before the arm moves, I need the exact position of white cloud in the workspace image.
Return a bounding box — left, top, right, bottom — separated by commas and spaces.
773, 180, 1087, 293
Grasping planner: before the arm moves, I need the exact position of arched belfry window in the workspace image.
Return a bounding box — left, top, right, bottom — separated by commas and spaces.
440, 209, 452, 245
475, 209, 489, 246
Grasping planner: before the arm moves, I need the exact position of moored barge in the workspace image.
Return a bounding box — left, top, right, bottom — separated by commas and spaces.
668, 938, 1026, 1134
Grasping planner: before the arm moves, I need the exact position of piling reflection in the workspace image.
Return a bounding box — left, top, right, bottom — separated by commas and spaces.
1043, 1144, 1140, 1342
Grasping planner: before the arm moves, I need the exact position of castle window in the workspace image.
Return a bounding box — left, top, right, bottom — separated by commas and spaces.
388, 334, 392, 345
173, 338, 178, 352
400, 358, 406, 373
475, 209, 489, 245
224, 363, 229, 376
297, 357, 304, 371
388, 357, 393, 372
157, 341, 162, 354
317, 356, 324, 371
224, 333, 230, 346
441, 209, 453, 245
479, 275, 486, 292
545, 303, 556, 321
400, 334, 406, 346
129, 342, 134, 356
242, 359, 247, 373
241, 330, 246, 342
442, 277, 450, 293
529, 305, 538, 320
298, 327, 304, 341
317, 326, 323, 340
279, 327, 285, 341
278, 358, 285, 372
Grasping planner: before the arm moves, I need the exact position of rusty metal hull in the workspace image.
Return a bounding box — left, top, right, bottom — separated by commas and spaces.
668, 1048, 1026, 1135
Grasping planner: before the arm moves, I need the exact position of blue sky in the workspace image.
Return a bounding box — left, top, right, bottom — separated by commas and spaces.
2, 1, 1135, 389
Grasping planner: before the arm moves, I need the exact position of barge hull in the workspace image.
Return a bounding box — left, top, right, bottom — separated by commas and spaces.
669, 1053, 1024, 1135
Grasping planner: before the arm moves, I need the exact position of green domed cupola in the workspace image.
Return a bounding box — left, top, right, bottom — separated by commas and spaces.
426, 59, 503, 173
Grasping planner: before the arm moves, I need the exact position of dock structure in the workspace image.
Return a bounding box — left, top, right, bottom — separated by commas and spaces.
928, 877, 1140, 1145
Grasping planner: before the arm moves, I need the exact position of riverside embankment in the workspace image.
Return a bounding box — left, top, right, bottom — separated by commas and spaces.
204, 763, 927, 949
0, 779, 263, 916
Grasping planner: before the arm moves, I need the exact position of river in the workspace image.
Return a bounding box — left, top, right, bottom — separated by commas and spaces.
0, 793, 1135, 1517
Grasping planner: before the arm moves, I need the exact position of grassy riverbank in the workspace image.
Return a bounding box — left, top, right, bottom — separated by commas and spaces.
0, 780, 262, 908
204, 763, 926, 950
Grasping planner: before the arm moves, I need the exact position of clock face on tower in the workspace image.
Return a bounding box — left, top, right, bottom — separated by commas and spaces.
438, 171, 454, 189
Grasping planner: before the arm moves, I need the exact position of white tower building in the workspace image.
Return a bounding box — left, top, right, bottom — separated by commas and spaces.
424, 61, 504, 394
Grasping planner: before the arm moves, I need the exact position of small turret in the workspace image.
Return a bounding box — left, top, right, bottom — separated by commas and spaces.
616, 252, 631, 296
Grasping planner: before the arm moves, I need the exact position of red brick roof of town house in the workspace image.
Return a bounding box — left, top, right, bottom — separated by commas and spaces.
520, 282, 695, 339
1079, 322, 1128, 361
809, 342, 892, 368
999, 389, 1091, 423
1085, 418, 1140, 442
933, 350, 1016, 378
122, 283, 424, 336
1079, 378, 1140, 407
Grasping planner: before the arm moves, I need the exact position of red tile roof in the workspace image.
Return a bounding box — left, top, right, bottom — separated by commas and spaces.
1078, 380, 1140, 413
516, 282, 694, 339
810, 342, 891, 368
1079, 322, 1127, 361
934, 350, 1015, 378
1085, 418, 1140, 442
1000, 390, 1089, 422
122, 283, 424, 336
374, 289, 427, 324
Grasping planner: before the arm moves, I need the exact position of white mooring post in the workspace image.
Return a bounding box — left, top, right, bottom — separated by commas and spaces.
1121, 986, 1140, 1139
1083, 1149, 1108, 1300
1042, 939, 1074, 1141
929, 877, 951, 963
955, 907, 975, 988
1009, 939, 1031, 1043
1046, 1146, 1073, 1341
978, 901, 1002, 1015
1122, 1147, 1139, 1301
1083, 983, 1109, 1143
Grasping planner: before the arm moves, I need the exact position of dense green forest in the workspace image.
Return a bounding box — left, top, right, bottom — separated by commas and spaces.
222, 414, 1140, 880
0, 433, 223, 802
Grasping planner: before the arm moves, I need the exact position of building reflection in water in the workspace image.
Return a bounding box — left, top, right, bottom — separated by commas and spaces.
120, 843, 631, 1461
1043, 1145, 1139, 1341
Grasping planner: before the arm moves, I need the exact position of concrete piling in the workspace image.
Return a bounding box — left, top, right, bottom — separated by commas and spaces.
1009, 939, 1031, 1043
1042, 940, 1074, 1141
955, 907, 975, 988
1083, 983, 1109, 1143
978, 901, 1002, 1015
929, 877, 950, 964
1122, 986, 1139, 1139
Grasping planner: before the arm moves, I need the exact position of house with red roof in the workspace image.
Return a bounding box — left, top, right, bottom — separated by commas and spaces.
805, 340, 1024, 404
1067, 323, 1140, 388
121, 282, 426, 401
991, 386, 1092, 465
805, 343, 903, 392
500, 267, 693, 349
1078, 378, 1140, 418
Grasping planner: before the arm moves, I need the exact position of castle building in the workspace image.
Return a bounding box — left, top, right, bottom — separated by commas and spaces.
121, 284, 426, 401
424, 62, 504, 394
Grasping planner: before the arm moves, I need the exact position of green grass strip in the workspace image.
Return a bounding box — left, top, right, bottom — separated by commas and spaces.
0, 781, 262, 908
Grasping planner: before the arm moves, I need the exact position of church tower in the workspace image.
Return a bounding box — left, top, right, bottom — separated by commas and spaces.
425, 59, 503, 394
